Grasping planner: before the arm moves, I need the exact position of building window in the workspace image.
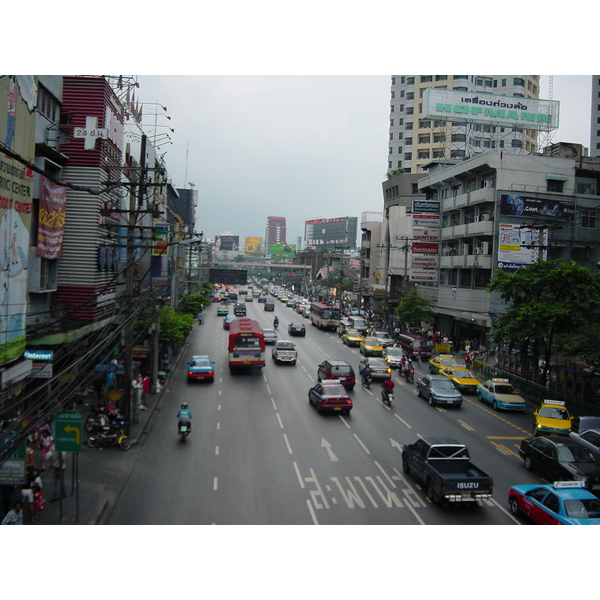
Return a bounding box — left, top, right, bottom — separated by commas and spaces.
406, 77, 414, 84
418, 150, 430, 159
433, 134, 445, 143
404, 152, 412, 161
581, 210, 597, 228
420, 76, 432, 83
406, 92, 414, 100
37, 86, 60, 122
391, 91, 395, 99
406, 107, 413, 115
405, 137, 412, 146
513, 78, 525, 87
419, 120, 431, 129
451, 134, 466, 142
412, 183, 419, 194
511, 139, 522, 148
435, 75, 447, 81
390, 105, 394, 113
547, 179, 564, 193
454, 75, 469, 80
418, 135, 430, 144
405, 122, 413, 130
433, 150, 445, 158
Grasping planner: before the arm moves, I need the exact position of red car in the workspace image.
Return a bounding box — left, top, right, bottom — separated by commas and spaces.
223, 315, 237, 329
308, 380, 353, 415
317, 359, 356, 390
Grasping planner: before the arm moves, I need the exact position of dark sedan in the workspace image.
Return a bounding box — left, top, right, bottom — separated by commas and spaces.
415, 374, 463, 408
288, 322, 306, 336
569, 428, 600, 460
519, 436, 600, 494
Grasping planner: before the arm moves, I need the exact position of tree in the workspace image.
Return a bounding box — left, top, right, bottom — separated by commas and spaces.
178, 293, 210, 316
394, 286, 435, 329
487, 260, 600, 384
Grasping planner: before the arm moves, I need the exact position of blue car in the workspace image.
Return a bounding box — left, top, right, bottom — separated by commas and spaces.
508, 481, 600, 525
187, 355, 215, 383
476, 378, 527, 411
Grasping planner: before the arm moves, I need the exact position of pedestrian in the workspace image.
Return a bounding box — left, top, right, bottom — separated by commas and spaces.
1, 500, 23, 525
38, 425, 54, 471
51, 451, 67, 502
417, 346, 422, 366
31, 484, 45, 521
142, 374, 151, 397
25, 440, 37, 477
465, 352, 472, 368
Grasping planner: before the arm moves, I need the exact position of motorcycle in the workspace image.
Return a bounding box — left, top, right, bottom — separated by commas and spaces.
405, 367, 415, 384
87, 419, 131, 450
178, 421, 191, 440
273, 320, 279, 330
381, 389, 394, 406
361, 375, 372, 389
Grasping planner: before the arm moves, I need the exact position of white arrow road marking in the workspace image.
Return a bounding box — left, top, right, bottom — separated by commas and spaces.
321, 438, 339, 461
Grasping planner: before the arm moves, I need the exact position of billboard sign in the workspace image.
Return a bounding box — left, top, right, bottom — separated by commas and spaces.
413, 214, 440, 227
500, 194, 575, 221
412, 241, 439, 255
269, 244, 296, 259
412, 227, 439, 241
215, 235, 239, 252
413, 200, 440, 214
208, 268, 247, 285
410, 269, 438, 282
497, 223, 548, 270
244, 237, 261, 254
423, 88, 559, 130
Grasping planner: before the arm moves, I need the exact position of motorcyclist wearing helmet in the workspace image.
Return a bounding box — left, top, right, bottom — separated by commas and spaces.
273, 316, 279, 329
177, 402, 193, 431
382, 375, 395, 401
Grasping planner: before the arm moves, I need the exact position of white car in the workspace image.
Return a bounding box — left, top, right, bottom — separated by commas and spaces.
373, 331, 394, 347
262, 328, 278, 344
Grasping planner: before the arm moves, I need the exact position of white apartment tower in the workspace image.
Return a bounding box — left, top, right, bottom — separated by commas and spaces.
388, 75, 541, 174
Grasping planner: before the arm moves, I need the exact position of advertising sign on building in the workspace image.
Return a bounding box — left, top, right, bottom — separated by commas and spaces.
412, 227, 439, 241
215, 235, 239, 252
497, 223, 548, 270
412, 255, 439, 269
412, 241, 439, 255
499, 194, 575, 221
413, 214, 441, 227
423, 88, 559, 130
269, 244, 296, 259
410, 269, 438, 282
413, 200, 440, 213
0, 76, 36, 365
244, 237, 261, 254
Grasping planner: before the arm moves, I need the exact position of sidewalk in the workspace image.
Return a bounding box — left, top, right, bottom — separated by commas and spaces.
29, 384, 164, 526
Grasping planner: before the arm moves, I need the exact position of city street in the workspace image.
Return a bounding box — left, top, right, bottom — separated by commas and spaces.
103, 298, 543, 525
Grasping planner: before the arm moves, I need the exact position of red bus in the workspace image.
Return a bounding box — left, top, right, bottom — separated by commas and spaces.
310, 302, 342, 331
228, 318, 266, 371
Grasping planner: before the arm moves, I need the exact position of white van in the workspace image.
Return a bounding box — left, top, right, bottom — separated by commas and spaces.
348, 316, 368, 333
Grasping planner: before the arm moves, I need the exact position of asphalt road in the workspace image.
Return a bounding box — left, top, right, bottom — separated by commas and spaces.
105, 296, 544, 525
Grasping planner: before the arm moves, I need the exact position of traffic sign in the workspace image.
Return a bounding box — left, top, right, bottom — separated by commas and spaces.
55, 410, 83, 452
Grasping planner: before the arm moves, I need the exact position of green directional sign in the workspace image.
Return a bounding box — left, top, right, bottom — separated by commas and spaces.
54, 410, 83, 452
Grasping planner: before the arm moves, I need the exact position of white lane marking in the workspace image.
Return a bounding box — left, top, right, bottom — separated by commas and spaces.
374, 460, 396, 488
215, 446, 219, 455
339, 415, 351, 429
353, 433, 370, 454
276, 413, 284, 429
213, 477, 218, 491
283, 433, 293, 454
306, 499, 319, 525
270, 397, 277, 410
321, 438, 339, 461
216, 422, 220, 430
394, 413, 412, 428
293, 461, 304, 489
490, 497, 522, 524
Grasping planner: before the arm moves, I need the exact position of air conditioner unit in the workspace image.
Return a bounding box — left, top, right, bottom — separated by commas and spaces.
463, 244, 470, 256
481, 241, 490, 254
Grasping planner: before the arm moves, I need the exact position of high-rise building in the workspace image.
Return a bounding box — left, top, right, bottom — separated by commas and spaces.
591, 76, 600, 157
387, 75, 541, 174
265, 216, 286, 246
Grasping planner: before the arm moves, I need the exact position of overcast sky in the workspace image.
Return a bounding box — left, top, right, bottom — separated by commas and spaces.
136, 75, 593, 247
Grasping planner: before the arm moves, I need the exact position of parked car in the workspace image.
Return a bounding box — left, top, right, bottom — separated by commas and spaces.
416, 374, 463, 408
519, 436, 600, 492
288, 322, 306, 336
317, 359, 356, 390
508, 481, 600, 525
262, 328, 278, 344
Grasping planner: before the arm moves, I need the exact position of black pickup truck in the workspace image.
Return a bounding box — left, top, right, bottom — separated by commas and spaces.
402, 437, 493, 503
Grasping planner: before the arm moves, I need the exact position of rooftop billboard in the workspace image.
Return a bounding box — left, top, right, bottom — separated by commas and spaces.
423, 88, 559, 130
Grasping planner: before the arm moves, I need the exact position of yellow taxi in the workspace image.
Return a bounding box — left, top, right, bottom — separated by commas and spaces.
359, 337, 384, 357
341, 329, 364, 347
428, 355, 459, 374
533, 399, 573, 437
439, 366, 479, 393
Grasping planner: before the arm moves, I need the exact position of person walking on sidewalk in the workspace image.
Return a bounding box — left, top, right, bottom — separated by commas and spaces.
51, 451, 67, 502
2, 500, 23, 525
31, 484, 45, 521
38, 425, 54, 472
